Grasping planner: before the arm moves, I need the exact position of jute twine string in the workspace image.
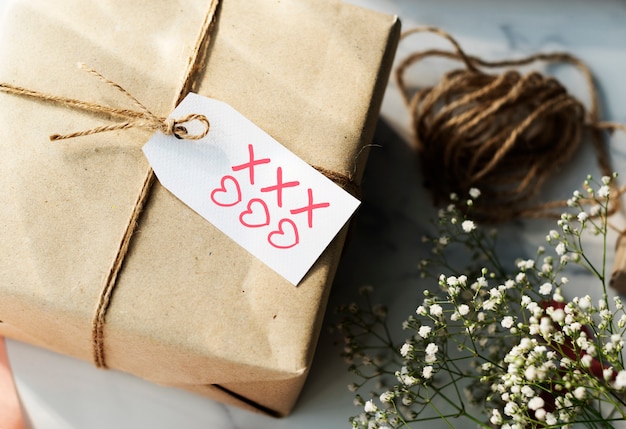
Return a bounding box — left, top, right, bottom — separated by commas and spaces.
396, 27, 626, 224
89, 0, 224, 369
89, 0, 221, 369
0, 66, 211, 141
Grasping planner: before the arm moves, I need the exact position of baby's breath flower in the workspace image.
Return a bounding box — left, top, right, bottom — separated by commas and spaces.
590, 204, 601, 217
535, 408, 547, 421
517, 259, 535, 270
461, 220, 476, 233
598, 185, 610, 198
340, 175, 626, 429
469, 188, 481, 199
422, 365, 434, 379
550, 308, 565, 324
528, 396, 545, 411
539, 282, 552, 295
521, 385, 535, 397
400, 342, 412, 358
577, 296, 591, 311
490, 409, 503, 425
417, 325, 431, 338
573, 386, 586, 400
379, 391, 394, 404
581, 354, 593, 368
457, 304, 470, 316
396, 367, 419, 386
553, 288, 565, 303
501, 316, 514, 329
425, 343, 438, 356
504, 401, 519, 417
364, 399, 378, 413
614, 371, 626, 389
429, 304, 443, 317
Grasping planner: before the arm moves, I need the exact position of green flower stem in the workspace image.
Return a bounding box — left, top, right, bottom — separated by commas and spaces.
421, 383, 490, 428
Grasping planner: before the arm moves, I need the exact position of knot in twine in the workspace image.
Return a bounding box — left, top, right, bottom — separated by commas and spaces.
160, 113, 210, 140
1, 63, 211, 142
396, 27, 622, 223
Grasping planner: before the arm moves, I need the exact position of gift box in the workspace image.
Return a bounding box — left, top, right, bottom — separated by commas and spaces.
0, 0, 400, 416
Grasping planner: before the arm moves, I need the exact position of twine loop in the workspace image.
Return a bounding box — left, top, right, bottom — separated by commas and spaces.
0, 68, 211, 143
15, 63, 211, 143
396, 27, 621, 223
162, 117, 176, 136
164, 113, 210, 140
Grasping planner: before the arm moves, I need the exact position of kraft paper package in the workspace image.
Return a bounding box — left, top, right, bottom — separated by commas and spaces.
0, 0, 400, 416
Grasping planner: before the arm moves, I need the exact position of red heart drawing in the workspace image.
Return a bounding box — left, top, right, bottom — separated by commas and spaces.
268, 218, 300, 249
210, 175, 242, 207
239, 198, 270, 228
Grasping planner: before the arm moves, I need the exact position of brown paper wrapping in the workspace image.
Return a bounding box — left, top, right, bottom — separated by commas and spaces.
0, 0, 400, 416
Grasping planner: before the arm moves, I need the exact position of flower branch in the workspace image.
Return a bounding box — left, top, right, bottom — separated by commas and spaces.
338, 174, 626, 429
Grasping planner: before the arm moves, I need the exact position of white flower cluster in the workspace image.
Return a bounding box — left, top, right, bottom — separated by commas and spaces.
342, 175, 626, 429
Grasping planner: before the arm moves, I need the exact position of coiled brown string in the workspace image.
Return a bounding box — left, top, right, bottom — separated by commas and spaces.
396, 27, 625, 224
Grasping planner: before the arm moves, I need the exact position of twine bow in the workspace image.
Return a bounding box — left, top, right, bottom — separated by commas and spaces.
0, 63, 211, 142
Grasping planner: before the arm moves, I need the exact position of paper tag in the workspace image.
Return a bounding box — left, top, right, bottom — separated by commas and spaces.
142, 93, 360, 285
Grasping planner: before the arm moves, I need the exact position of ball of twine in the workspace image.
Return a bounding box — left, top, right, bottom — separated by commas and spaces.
396, 27, 619, 224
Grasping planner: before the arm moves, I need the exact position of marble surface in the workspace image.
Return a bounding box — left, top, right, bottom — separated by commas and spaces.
5, 0, 626, 427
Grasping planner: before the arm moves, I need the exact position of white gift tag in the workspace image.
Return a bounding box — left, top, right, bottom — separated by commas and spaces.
142, 93, 360, 285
